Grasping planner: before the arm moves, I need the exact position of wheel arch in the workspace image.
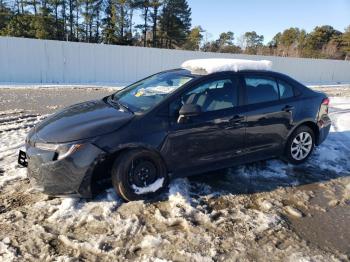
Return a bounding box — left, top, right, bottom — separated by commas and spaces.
287, 120, 320, 146
88, 144, 169, 196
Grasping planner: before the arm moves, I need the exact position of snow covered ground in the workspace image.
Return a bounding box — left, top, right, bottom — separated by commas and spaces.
0, 87, 349, 261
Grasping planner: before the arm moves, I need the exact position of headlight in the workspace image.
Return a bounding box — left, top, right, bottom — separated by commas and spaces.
35, 142, 84, 160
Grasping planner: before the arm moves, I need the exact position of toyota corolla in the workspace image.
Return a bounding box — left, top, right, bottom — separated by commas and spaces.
18, 59, 331, 201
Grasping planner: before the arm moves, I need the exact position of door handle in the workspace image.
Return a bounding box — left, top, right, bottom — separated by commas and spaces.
282, 105, 294, 112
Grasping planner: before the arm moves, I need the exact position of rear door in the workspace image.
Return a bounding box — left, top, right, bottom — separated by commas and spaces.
241, 73, 298, 158
162, 74, 246, 175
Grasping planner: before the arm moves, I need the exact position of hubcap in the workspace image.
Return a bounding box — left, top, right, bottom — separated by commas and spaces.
291, 132, 313, 160
128, 159, 157, 187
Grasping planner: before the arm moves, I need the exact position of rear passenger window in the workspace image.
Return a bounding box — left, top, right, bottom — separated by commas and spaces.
278, 79, 294, 99
245, 76, 279, 104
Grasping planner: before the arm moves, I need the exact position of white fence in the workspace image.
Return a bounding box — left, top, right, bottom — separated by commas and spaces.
0, 36, 350, 85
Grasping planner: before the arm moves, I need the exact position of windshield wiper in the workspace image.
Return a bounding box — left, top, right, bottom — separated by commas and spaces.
107, 97, 133, 113
116, 101, 133, 113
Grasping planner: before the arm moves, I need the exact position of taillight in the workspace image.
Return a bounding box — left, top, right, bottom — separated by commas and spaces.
321, 97, 329, 114
322, 97, 330, 106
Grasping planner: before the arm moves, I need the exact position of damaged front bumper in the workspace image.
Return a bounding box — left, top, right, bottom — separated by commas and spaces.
24, 143, 106, 198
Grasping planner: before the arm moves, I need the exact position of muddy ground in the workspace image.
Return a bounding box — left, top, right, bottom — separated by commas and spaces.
0, 86, 349, 261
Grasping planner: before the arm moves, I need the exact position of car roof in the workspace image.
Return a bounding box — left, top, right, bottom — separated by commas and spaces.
169, 68, 292, 80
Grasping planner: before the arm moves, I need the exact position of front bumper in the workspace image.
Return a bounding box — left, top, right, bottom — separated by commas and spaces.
26, 143, 105, 198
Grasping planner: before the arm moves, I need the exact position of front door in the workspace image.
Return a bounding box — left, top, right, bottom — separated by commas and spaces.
161, 75, 246, 175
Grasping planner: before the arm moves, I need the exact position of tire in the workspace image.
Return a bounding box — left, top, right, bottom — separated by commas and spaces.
111, 149, 168, 201
285, 125, 315, 165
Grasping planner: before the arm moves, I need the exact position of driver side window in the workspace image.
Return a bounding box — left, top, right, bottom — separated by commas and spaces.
170, 78, 238, 116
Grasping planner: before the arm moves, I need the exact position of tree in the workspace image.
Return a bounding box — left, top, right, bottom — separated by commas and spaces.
66, 0, 76, 40
217, 31, 234, 47
241, 31, 263, 54
1, 0, 350, 60
149, 0, 161, 47
201, 31, 241, 54
28, 0, 39, 15
304, 25, 342, 58
114, 0, 134, 44
159, 0, 191, 48
271, 28, 306, 57
183, 25, 203, 50
102, 0, 118, 44
32, 1, 57, 39
0, 0, 12, 31
216, 31, 240, 53
341, 25, 350, 60
134, 0, 150, 46
1, 14, 34, 37
201, 40, 219, 52
49, 0, 64, 39
81, 0, 100, 42
61, 0, 67, 39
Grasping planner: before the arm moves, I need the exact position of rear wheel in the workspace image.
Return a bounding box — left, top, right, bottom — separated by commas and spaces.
111, 149, 168, 201
285, 126, 315, 165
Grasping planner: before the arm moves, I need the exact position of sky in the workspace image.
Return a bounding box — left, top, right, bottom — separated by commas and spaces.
187, 0, 350, 44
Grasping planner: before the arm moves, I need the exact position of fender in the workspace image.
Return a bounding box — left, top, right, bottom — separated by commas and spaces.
285, 118, 319, 146
109, 142, 169, 173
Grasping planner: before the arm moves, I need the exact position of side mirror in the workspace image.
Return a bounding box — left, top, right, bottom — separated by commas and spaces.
177, 104, 201, 123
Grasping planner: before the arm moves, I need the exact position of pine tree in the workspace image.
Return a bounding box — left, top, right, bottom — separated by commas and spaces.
134, 0, 150, 47
149, 0, 161, 47
102, 0, 118, 44
242, 31, 264, 54
0, 0, 12, 31
159, 0, 191, 48
114, 0, 132, 44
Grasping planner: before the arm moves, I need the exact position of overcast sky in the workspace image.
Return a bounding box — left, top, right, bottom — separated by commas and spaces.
187, 0, 350, 43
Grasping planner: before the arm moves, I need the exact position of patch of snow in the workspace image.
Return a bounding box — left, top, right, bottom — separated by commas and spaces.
255, 211, 280, 232
329, 97, 350, 110
0, 239, 18, 261
58, 235, 106, 256
259, 200, 273, 211
132, 177, 165, 195
47, 188, 121, 223
0, 167, 26, 188
47, 198, 79, 222
0, 111, 46, 188
140, 235, 164, 249
168, 179, 192, 214
284, 206, 303, 218
178, 250, 214, 262
181, 58, 272, 74
335, 113, 350, 134
308, 84, 350, 88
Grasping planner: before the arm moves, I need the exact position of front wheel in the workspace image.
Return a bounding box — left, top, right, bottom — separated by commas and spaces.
111, 149, 168, 201
285, 126, 315, 165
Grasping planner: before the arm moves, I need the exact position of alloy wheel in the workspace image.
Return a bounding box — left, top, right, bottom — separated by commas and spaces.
290, 131, 313, 160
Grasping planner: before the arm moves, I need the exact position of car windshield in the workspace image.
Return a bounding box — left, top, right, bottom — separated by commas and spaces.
111, 71, 194, 113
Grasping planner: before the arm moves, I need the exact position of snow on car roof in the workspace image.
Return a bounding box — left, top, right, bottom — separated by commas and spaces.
181, 58, 272, 75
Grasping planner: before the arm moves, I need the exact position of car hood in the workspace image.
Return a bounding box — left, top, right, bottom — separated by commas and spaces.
31, 99, 134, 143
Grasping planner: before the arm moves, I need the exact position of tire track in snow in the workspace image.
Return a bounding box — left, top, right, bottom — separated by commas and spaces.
0, 110, 45, 188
